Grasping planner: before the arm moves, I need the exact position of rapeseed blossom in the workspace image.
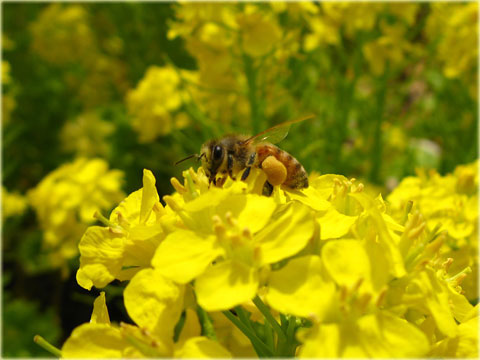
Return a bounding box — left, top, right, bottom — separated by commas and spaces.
2, 186, 28, 219
62, 288, 231, 357
126, 66, 190, 142
28, 158, 125, 271
76, 169, 173, 290
426, 3, 478, 80
30, 4, 96, 65
2, 60, 16, 126
60, 111, 115, 157
30, 4, 129, 109
167, 2, 307, 125
388, 160, 478, 302
60, 160, 478, 358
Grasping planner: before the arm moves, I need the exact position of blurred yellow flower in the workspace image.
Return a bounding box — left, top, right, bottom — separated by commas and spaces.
2, 61, 11, 84
426, 3, 478, 80
2, 186, 28, 219
30, 4, 96, 64
304, 3, 383, 50
363, 20, 413, 76
60, 112, 114, 157
126, 66, 188, 143
2, 60, 16, 126
28, 158, 125, 270
237, 12, 281, 58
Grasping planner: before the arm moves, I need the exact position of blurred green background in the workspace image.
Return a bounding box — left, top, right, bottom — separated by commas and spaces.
2, 2, 477, 357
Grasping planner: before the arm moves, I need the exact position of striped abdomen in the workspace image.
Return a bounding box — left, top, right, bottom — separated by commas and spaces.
255, 144, 309, 189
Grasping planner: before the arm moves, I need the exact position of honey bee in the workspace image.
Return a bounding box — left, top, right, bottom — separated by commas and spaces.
176, 115, 313, 194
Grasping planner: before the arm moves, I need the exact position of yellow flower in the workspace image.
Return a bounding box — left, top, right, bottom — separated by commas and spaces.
2, 61, 11, 84
76, 169, 172, 290
426, 3, 478, 80
62, 281, 231, 358
30, 4, 96, 65
28, 158, 125, 270
126, 66, 186, 142
299, 311, 429, 357
153, 168, 315, 311
236, 12, 281, 57
60, 112, 114, 157
58, 160, 478, 357
387, 161, 478, 300
304, 3, 383, 51
2, 60, 16, 126
429, 314, 479, 358
2, 186, 28, 219
363, 20, 413, 76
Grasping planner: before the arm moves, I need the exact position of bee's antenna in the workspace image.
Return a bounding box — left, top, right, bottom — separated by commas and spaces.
175, 154, 197, 166
174, 153, 205, 166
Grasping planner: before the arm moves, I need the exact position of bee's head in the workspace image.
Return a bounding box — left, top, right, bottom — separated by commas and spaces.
201, 140, 225, 184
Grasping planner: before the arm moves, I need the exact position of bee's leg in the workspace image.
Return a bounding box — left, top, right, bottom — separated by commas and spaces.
262, 181, 274, 196
241, 153, 257, 181
227, 152, 235, 180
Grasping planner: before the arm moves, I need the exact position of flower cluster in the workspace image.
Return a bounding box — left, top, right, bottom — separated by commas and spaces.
2, 186, 28, 220
27, 158, 125, 271
126, 66, 190, 143
387, 160, 478, 301
30, 4, 128, 109
165, 2, 303, 131
60, 111, 115, 157
2, 55, 16, 126
426, 3, 478, 92
61, 161, 478, 357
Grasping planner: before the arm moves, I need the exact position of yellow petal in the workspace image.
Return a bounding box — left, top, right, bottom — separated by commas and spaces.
109, 189, 142, 224
90, 292, 110, 325
174, 336, 232, 358
62, 323, 127, 358
298, 323, 342, 357
266, 255, 336, 319
196, 260, 258, 311
322, 239, 375, 292
140, 169, 160, 224
257, 201, 314, 265
228, 194, 277, 234
76, 226, 124, 290
429, 316, 478, 358
287, 186, 331, 212
417, 268, 458, 337
152, 230, 222, 284
358, 312, 429, 357
124, 268, 184, 341
317, 207, 357, 239
350, 192, 406, 277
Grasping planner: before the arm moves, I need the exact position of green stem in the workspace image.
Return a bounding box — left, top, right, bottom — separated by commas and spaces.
253, 296, 286, 342
368, 72, 388, 184
196, 305, 217, 341
235, 306, 257, 335
33, 335, 61, 357
285, 316, 297, 356
264, 321, 274, 352
222, 310, 272, 357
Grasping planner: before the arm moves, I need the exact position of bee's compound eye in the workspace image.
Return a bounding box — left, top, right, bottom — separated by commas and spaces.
213, 145, 223, 161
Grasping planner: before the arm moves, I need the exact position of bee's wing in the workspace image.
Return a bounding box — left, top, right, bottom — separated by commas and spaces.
242, 114, 315, 146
